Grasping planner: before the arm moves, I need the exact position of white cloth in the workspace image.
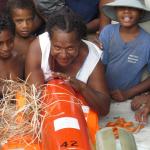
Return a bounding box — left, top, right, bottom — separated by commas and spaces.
100, 100, 150, 150
39, 32, 102, 83
145, 0, 150, 9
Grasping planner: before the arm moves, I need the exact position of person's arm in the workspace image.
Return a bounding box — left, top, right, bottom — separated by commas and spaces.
135, 98, 150, 123
86, 18, 100, 33
126, 77, 150, 98
25, 38, 45, 86
87, 0, 112, 33
86, 0, 101, 33
99, 0, 111, 31
70, 61, 110, 116
131, 93, 150, 110
111, 77, 150, 102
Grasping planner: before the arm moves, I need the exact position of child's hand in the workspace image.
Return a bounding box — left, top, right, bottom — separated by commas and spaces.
135, 104, 150, 123
131, 94, 149, 111
111, 89, 129, 102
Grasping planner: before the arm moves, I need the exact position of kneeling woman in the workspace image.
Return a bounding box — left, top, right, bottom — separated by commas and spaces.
25, 7, 110, 147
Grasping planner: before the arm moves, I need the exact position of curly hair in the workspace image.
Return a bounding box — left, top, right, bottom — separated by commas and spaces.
46, 7, 87, 40
7, 0, 35, 17
0, 14, 15, 36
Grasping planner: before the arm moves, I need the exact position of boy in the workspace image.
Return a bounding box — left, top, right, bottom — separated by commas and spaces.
7, 0, 36, 61
99, 0, 150, 102
0, 14, 24, 97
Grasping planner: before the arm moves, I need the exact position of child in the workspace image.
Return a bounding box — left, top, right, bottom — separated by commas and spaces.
0, 14, 24, 97
7, 0, 36, 61
99, 0, 150, 102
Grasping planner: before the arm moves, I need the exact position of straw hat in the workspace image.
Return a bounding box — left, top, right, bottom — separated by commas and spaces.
102, 0, 150, 23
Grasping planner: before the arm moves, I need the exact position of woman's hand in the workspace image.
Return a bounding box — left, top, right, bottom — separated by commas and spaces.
50, 72, 70, 81
50, 72, 86, 92
69, 76, 86, 92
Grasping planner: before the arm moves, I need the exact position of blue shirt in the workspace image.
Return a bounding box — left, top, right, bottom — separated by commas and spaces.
99, 24, 150, 90
65, 0, 99, 23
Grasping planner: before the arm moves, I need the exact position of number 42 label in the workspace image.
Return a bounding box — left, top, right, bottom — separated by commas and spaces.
60, 140, 78, 147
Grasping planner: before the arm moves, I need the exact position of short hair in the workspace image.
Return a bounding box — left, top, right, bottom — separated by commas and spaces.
0, 14, 15, 36
7, 0, 35, 17
46, 7, 87, 40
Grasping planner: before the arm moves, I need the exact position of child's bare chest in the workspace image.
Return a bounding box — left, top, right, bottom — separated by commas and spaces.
14, 37, 35, 60
0, 59, 20, 79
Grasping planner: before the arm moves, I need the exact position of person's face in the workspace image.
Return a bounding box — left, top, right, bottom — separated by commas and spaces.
51, 29, 80, 67
0, 30, 14, 59
12, 8, 34, 38
116, 7, 142, 27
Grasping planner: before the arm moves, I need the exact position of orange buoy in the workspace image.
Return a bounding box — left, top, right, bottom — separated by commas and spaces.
41, 79, 93, 150
2, 136, 41, 150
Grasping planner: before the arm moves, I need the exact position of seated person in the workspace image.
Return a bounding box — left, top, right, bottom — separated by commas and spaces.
99, 0, 150, 101
0, 14, 24, 97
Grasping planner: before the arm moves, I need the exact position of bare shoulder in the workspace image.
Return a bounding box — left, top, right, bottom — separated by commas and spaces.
25, 37, 42, 77
28, 37, 41, 55
26, 37, 42, 64
25, 36, 45, 84
89, 60, 105, 78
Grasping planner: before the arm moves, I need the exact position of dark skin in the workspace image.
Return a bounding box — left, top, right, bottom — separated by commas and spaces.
99, 0, 112, 31
11, 8, 35, 61
0, 29, 24, 96
88, 0, 112, 48
135, 101, 150, 123
26, 28, 110, 116
131, 94, 150, 123
86, 0, 100, 34
102, 7, 150, 101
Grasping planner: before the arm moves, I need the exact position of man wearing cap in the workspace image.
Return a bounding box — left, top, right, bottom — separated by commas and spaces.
99, 0, 150, 102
